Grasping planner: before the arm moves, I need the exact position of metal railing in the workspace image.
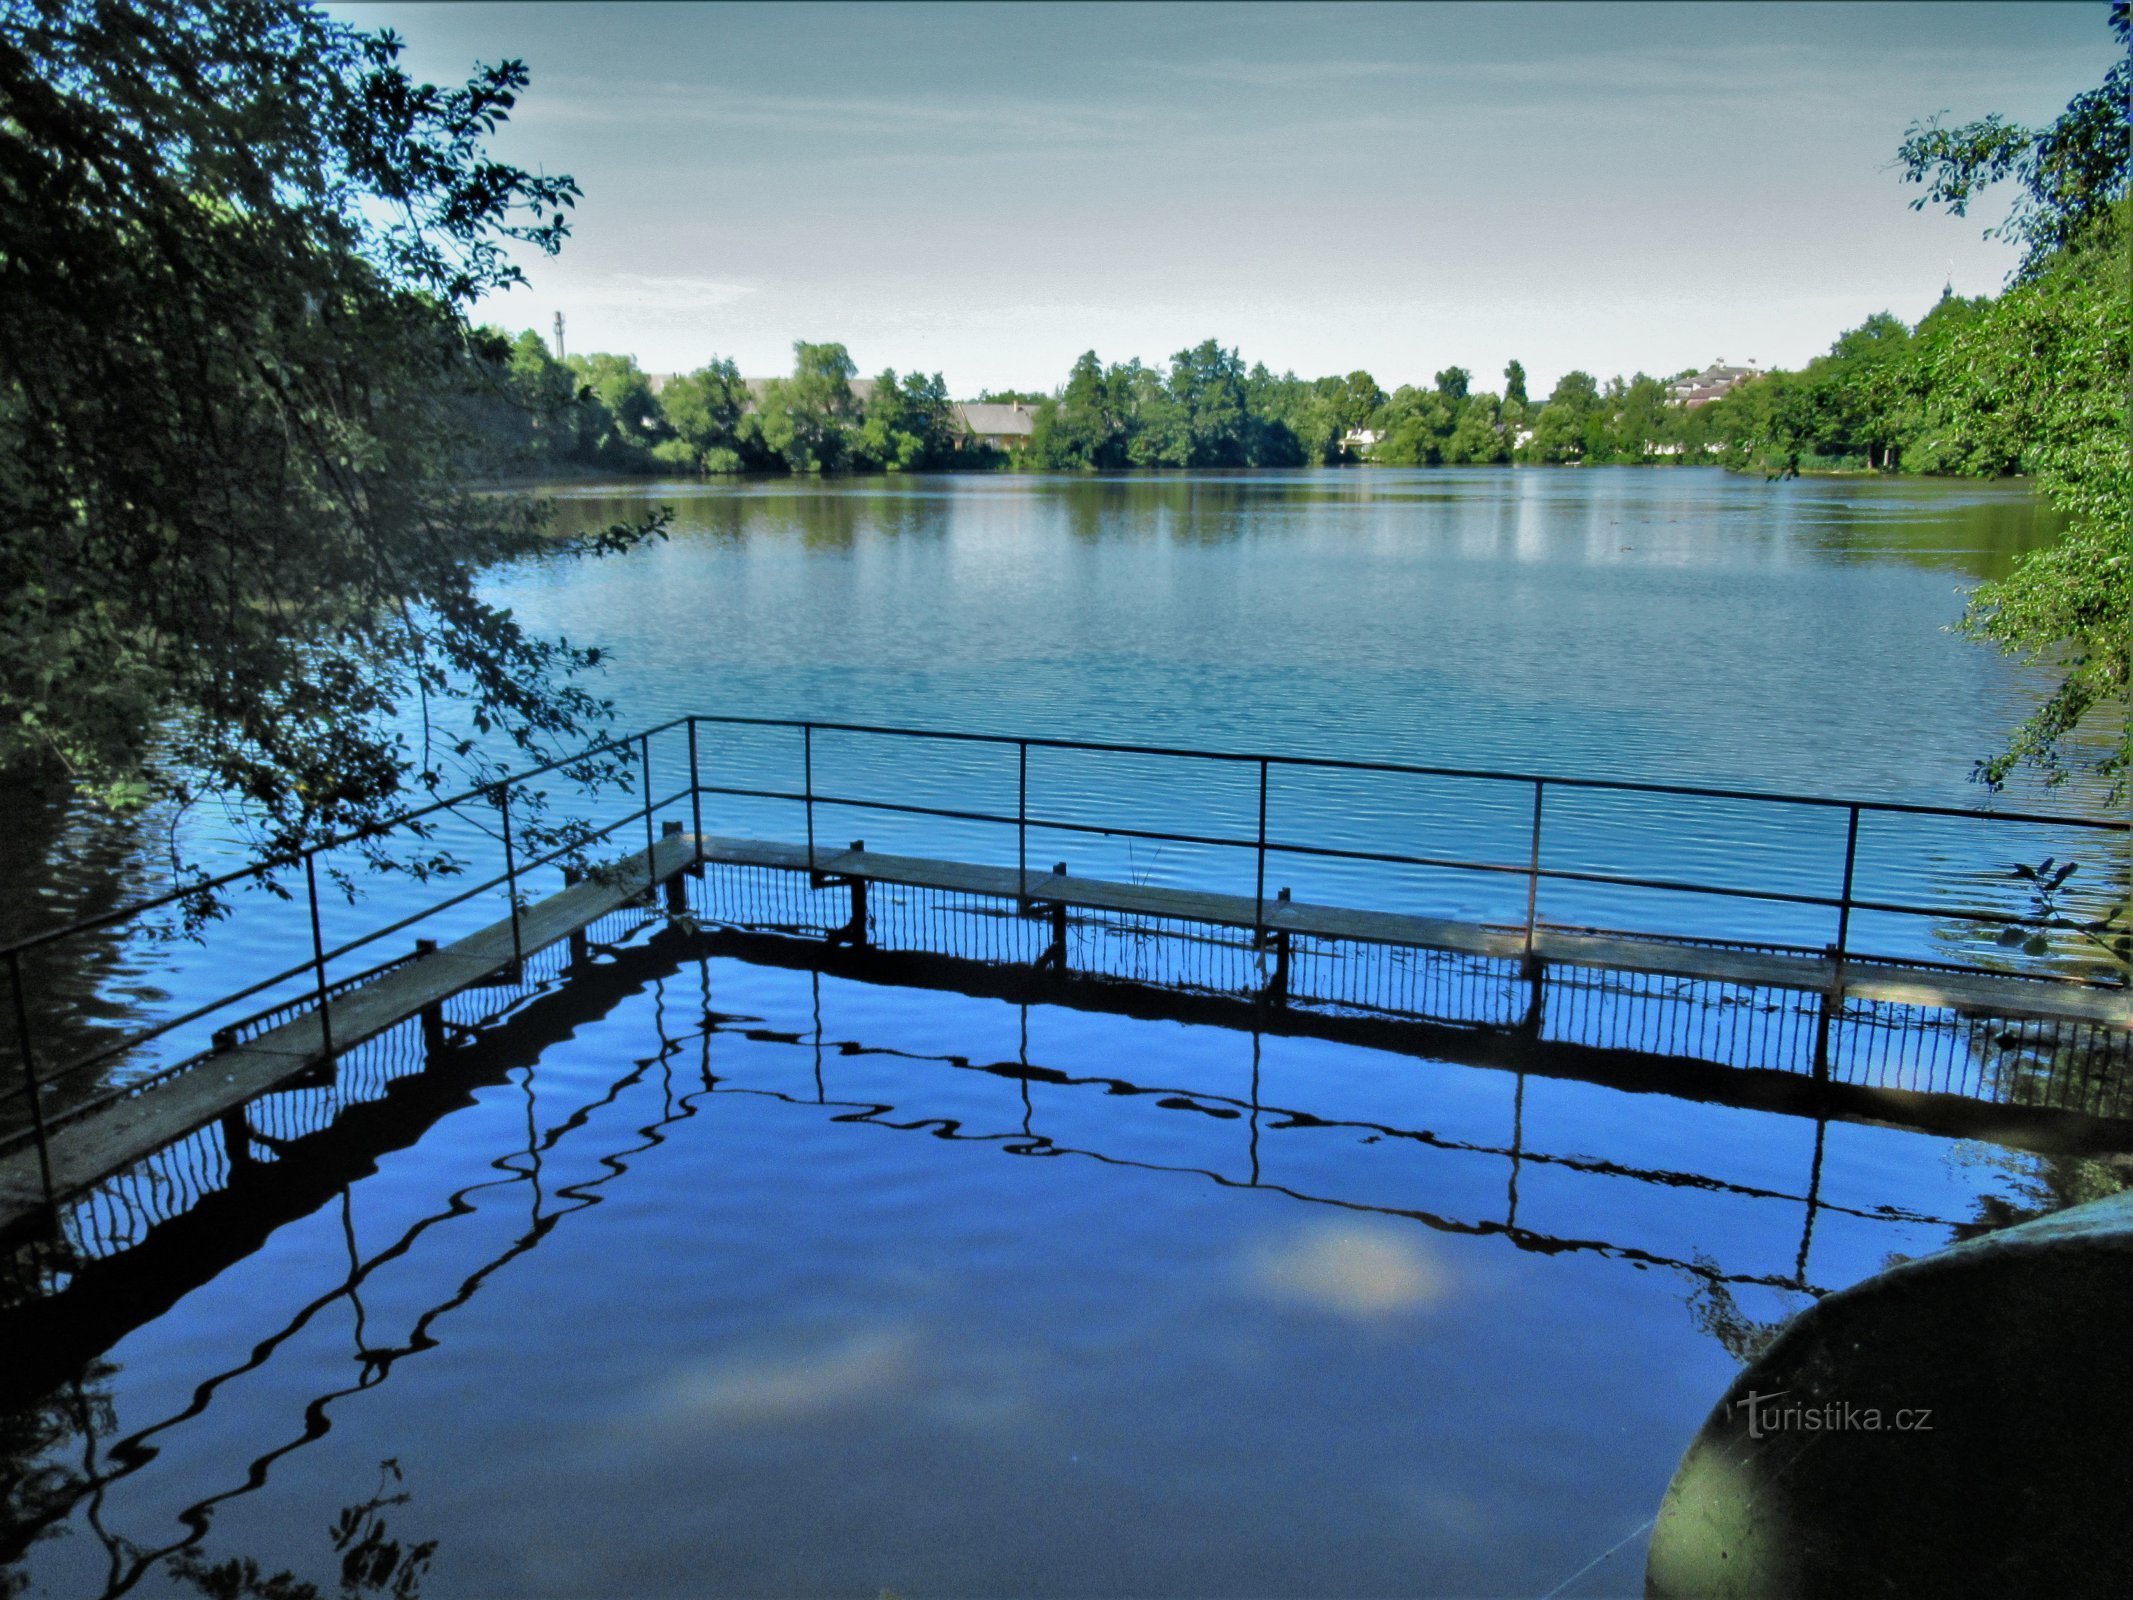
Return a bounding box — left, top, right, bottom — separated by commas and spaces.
687, 711, 2130, 958
1, 717, 698, 1212
4, 711, 2128, 1222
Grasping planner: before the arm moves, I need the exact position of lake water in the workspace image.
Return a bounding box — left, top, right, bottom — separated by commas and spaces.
4, 467, 2127, 1598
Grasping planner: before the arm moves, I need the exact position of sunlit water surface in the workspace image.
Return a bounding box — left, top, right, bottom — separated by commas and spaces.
7, 946, 2116, 1598
5, 469, 2127, 1598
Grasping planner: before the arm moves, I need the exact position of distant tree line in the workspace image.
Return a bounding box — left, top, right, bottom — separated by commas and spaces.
472, 336, 976, 475
476, 284, 2105, 488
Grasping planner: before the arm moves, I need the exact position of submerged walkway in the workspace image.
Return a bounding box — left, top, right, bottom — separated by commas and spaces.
5, 827, 2128, 1242
0, 832, 696, 1237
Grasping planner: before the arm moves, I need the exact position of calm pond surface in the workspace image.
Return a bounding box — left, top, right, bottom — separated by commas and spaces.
5, 468, 2128, 1597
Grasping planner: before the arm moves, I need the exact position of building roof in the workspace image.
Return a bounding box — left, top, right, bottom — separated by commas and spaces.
1669, 361, 1763, 405
955, 401, 1037, 438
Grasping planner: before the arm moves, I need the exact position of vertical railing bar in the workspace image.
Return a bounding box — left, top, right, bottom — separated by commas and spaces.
687, 716, 705, 868
8, 948, 56, 1213
305, 850, 336, 1061
1523, 779, 1546, 964
496, 786, 524, 973
1813, 804, 1863, 1083
804, 723, 816, 875
1255, 757, 1270, 933
1833, 804, 1861, 969
641, 732, 657, 895
1018, 740, 1028, 902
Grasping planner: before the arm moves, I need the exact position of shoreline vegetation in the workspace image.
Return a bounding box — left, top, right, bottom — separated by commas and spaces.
4, 0, 2119, 887
475, 243, 2105, 488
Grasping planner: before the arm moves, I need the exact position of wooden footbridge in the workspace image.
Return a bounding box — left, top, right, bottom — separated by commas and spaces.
4, 714, 2129, 1241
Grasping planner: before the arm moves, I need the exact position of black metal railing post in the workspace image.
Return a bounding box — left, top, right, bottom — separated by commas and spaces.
1523, 780, 1547, 965
8, 948, 56, 1213
1833, 803, 1861, 968
304, 851, 336, 1060
496, 786, 524, 973
687, 716, 705, 869
1814, 804, 1863, 1082
1255, 757, 1270, 933
1017, 739, 1029, 901
641, 732, 657, 895
803, 723, 816, 874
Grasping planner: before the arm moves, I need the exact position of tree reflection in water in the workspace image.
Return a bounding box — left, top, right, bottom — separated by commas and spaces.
164, 1461, 433, 1600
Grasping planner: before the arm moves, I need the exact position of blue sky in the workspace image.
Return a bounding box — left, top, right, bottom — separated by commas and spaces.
331, 1, 2120, 396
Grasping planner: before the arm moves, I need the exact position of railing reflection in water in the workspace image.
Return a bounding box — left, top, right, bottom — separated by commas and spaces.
6, 908, 2075, 1596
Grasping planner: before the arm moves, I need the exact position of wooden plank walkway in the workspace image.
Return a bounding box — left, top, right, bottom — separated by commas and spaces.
0, 832, 696, 1235
5, 828, 2125, 1238
714, 836, 2129, 1029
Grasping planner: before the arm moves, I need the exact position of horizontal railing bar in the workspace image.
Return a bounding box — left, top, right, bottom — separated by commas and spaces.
277, 788, 688, 985
685, 713, 2128, 832
690, 775, 2079, 935
0, 791, 691, 1108
0, 718, 692, 962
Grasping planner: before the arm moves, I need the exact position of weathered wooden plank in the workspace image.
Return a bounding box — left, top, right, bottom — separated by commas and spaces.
1023, 869, 1261, 928
1273, 899, 1526, 960
12, 826, 2126, 1244
696, 835, 817, 872
1534, 930, 1836, 994
698, 837, 2130, 1030
1845, 963, 2129, 1028
816, 847, 1029, 901
0, 832, 697, 1235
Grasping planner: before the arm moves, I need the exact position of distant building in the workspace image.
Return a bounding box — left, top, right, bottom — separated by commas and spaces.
954, 400, 1037, 451
646, 377, 1032, 450
1340, 427, 1381, 452
1669, 360, 1763, 409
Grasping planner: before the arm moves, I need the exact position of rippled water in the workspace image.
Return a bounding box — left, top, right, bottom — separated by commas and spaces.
23, 467, 2108, 1081
7, 935, 2120, 1598
5, 467, 2127, 1597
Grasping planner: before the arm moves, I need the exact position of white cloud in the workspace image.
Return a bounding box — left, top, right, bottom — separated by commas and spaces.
1241, 1217, 1453, 1321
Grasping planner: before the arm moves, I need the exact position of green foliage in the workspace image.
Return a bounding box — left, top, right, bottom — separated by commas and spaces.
657, 358, 752, 473
2005, 858, 2131, 975
1896, 0, 2129, 274
566, 351, 669, 467
1890, 1, 2131, 795
753, 340, 858, 473
1446, 392, 1508, 464
855, 368, 958, 471
0, 0, 667, 885
1031, 351, 1128, 469
1943, 218, 2131, 794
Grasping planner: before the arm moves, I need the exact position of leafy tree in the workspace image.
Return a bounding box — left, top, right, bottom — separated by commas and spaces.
855, 367, 956, 471
1898, 1, 2131, 795
0, 0, 665, 885
1896, 0, 2129, 273
1520, 401, 1586, 464
1433, 366, 1471, 405
656, 358, 752, 473
567, 351, 669, 467
1503, 359, 1528, 408
495, 328, 598, 467
1942, 213, 2130, 793
1371, 386, 1456, 466
1166, 339, 1251, 467
1546, 370, 1601, 416
753, 341, 858, 473
1033, 350, 1129, 469
1445, 393, 1508, 464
